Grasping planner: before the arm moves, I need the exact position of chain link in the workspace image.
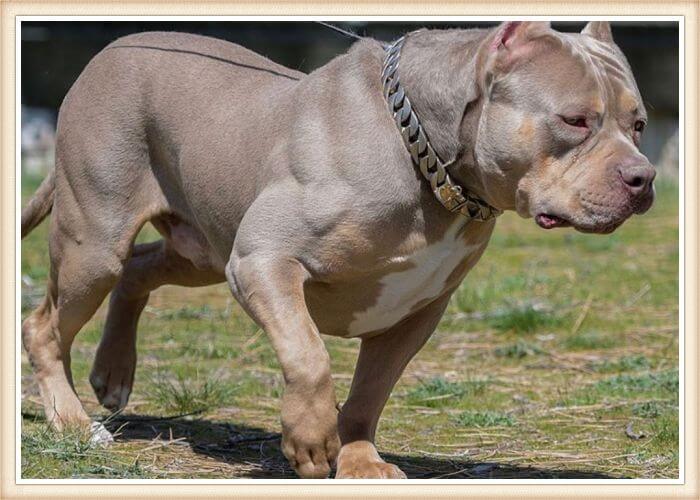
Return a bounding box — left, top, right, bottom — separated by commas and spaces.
382, 37, 502, 222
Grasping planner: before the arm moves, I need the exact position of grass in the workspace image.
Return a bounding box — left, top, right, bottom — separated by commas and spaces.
404, 377, 490, 408
592, 370, 678, 398
494, 340, 544, 358
453, 410, 516, 427
564, 330, 620, 350
21, 422, 149, 479
632, 400, 675, 419
489, 303, 566, 334
147, 370, 235, 414
20, 171, 679, 479
588, 355, 652, 373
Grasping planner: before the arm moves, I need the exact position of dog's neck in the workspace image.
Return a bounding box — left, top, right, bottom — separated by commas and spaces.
384, 29, 501, 221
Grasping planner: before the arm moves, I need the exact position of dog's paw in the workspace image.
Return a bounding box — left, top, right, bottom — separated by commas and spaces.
89, 421, 114, 446
90, 354, 135, 411
281, 434, 340, 478
336, 461, 406, 479
280, 388, 340, 478
335, 441, 407, 479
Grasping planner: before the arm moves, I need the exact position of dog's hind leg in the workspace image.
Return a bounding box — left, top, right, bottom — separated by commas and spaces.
22, 223, 134, 443
21, 134, 160, 441
90, 239, 223, 411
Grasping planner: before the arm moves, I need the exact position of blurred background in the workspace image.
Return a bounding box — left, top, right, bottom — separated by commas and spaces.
21, 21, 679, 179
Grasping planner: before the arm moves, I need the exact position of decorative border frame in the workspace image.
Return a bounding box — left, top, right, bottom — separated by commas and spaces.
2, 2, 697, 498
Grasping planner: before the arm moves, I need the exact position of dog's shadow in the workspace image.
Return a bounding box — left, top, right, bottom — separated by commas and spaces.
106, 413, 618, 479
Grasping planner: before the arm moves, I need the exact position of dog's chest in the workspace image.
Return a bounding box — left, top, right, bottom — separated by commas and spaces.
345, 220, 480, 337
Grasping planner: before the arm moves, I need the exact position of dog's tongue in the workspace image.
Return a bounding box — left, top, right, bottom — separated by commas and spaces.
536, 214, 564, 229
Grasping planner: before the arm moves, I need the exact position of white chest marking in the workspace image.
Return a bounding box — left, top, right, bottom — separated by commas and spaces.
347, 220, 479, 337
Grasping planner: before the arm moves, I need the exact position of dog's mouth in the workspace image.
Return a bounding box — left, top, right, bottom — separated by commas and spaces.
535, 213, 571, 230
535, 212, 624, 234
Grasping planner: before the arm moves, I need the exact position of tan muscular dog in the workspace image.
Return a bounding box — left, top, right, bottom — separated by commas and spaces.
21, 21, 655, 479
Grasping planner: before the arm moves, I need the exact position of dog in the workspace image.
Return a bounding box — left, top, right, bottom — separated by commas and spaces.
21, 21, 655, 479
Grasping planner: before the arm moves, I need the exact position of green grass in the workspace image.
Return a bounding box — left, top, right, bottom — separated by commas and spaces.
650, 412, 679, 446
494, 340, 544, 358
453, 410, 516, 427
589, 355, 652, 373
564, 330, 620, 350
20, 171, 679, 479
404, 377, 490, 408
21, 422, 149, 479
557, 370, 678, 408
593, 370, 678, 398
147, 370, 235, 414
632, 400, 675, 419
489, 303, 566, 334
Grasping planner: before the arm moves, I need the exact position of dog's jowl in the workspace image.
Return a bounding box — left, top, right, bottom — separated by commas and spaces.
21, 21, 655, 479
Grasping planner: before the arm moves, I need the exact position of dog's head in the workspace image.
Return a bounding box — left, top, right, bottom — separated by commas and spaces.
470, 21, 655, 233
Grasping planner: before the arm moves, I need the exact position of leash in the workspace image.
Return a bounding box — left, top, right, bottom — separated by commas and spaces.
315, 21, 389, 49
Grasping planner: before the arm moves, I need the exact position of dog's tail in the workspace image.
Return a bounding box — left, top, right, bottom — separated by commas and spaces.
21, 168, 55, 239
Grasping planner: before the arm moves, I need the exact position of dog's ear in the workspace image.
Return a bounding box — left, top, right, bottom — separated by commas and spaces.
492, 21, 551, 50
581, 21, 614, 43
488, 21, 552, 72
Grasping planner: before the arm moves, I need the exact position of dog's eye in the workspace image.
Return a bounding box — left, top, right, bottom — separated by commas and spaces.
561, 116, 588, 128
633, 120, 646, 133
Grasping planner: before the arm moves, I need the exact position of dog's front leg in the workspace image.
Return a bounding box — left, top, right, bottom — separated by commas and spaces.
335, 291, 452, 479
226, 254, 340, 478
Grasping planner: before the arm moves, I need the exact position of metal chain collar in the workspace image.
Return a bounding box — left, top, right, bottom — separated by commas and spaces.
381, 36, 502, 222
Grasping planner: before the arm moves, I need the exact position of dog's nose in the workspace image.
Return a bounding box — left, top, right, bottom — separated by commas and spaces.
618, 164, 656, 195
